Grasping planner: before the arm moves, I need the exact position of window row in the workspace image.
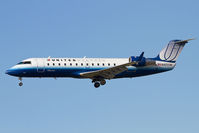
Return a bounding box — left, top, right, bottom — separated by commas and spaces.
48, 59, 76, 62
47, 58, 108, 62
47, 63, 116, 67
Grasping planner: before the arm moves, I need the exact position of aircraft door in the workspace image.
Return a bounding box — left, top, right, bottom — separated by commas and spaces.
37, 58, 45, 72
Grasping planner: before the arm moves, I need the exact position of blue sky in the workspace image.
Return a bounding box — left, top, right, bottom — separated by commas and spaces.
0, 0, 199, 133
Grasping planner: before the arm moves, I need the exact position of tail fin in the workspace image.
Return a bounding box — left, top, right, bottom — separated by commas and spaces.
156, 39, 194, 62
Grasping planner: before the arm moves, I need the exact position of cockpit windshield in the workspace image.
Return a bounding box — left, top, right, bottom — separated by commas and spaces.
17, 61, 31, 65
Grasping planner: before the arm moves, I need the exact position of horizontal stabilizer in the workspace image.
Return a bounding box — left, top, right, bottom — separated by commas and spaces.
175, 38, 195, 44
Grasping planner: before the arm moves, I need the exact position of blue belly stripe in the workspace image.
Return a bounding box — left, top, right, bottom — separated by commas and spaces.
8, 66, 172, 79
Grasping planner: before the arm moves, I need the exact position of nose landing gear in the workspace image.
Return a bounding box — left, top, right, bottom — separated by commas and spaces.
19, 82, 23, 86
18, 77, 23, 86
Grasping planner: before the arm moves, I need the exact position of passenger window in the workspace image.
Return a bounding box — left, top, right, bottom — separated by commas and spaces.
53, 63, 55, 66
56, 59, 59, 61
64, 59, 67, 61
81, 63, 83, 66
70, 63, 72, 66
47, 63, 50, 66
68, 59, 71, 61
92, 63, 94, 66
76, 63, 78, 66
73, 59, 76, 61
64, 63, 66, 66
102, 63, 105, 66
58, 63, 60, 66
52, 59, 55, 61
108, 63, 110, 66
86, 63, 88, 66
114, 63, 116, 66
97, 63, 99, 66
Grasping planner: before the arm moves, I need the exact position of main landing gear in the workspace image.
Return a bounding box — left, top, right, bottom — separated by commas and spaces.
18, 77, 23, 86
92, 79, 106, 88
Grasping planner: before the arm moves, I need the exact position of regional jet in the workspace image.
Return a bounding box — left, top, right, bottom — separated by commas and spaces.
6, 39, 193, 88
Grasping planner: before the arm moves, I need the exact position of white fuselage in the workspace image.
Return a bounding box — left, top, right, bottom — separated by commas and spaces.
5, 39, 190, 87
7, 57, 175, 79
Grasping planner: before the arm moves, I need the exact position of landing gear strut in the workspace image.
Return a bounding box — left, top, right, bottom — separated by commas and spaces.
92, 79, 106, 88
18, 77, 23, 86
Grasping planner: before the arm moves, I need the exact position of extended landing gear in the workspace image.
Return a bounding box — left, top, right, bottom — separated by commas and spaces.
100, 80, 106, 85
18, 77, 23, 86
94, 82, 100, 88
19, 82, 23, 86
92, 79, 106, 88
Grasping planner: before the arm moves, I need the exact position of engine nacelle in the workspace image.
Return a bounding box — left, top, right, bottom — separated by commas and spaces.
145, 59, 156, 66
129, 56, 146, 66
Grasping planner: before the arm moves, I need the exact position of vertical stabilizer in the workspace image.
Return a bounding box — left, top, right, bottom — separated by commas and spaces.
157, 39, 193, 62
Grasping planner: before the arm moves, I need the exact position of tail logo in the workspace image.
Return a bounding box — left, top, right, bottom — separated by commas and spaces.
159, 41, 185, 62
164, 42, 181, 61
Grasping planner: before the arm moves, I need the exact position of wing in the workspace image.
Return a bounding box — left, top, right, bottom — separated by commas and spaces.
80, 61, 136, 79
80, 52, 145, 79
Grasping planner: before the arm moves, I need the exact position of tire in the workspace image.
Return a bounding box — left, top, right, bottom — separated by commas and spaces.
94, 82, 100, 88
19, 82, 23, 86
100, 80, 106, 85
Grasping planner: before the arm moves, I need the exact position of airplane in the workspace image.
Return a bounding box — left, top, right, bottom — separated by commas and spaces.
6, 39, 193, 88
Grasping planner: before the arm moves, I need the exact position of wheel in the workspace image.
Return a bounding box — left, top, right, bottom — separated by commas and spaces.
19, 82, 23, 86
100, 80, 106, 85
94, 82, 100, 88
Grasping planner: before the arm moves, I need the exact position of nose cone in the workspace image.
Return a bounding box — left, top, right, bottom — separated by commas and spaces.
6, 68, 14, 75
5, 70, 9, 74
5, 68, 19, 76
